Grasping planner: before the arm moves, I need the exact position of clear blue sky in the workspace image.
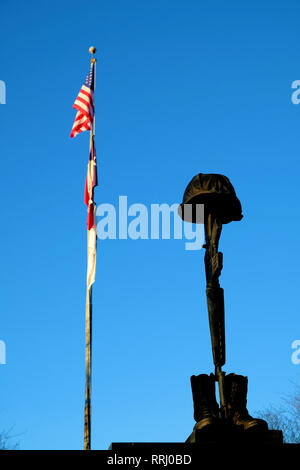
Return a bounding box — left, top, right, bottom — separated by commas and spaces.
1, 0, 300, 450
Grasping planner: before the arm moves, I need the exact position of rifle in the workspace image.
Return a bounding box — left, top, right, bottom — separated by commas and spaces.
204, 212, 227, 419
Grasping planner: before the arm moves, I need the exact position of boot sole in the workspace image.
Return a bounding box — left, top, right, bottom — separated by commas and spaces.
194, 418, 218, 431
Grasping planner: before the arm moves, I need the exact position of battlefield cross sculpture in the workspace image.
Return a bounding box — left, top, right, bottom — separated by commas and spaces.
178, 173, 269, 438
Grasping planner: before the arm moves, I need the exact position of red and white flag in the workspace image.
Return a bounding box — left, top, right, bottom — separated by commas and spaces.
85, 135, 97, 289
84, 135, 98, 230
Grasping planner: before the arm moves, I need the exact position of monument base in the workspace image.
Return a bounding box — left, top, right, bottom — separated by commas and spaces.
186, 422, 283, 446
110, 439, 300, 465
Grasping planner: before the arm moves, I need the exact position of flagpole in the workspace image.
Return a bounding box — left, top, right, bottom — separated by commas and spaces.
84, 46, 96, 451
84, 284, 92, 450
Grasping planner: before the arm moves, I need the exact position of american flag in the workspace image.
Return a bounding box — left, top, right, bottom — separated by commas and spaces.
70, 62, 95, 138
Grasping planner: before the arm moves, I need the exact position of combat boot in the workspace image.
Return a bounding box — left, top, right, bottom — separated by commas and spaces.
224, 373, 268, 431
191, 373, 219, 430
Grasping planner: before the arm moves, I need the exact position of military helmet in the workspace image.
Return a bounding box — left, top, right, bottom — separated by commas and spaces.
178, 173, 243, 224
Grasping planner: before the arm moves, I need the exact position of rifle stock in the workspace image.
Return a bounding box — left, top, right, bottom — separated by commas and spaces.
206, 286, 225, 367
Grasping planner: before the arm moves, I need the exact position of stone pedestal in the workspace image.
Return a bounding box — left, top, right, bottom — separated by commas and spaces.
186, 423, 283, 446
110, 438, 300, 465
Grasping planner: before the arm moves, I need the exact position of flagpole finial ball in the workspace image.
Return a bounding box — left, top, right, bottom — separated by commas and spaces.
89, 47, 96, 55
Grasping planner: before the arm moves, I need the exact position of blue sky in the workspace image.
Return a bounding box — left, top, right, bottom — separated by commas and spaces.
1, 0, 300, 450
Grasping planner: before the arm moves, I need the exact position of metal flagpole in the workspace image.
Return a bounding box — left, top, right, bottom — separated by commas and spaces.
84, 46, 96, 451
84, 284, 92, 450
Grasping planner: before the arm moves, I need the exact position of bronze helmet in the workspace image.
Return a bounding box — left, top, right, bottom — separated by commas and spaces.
178, 173, 243, 224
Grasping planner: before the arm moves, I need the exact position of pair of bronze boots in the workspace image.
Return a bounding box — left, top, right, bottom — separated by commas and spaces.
191, 373, 268, 432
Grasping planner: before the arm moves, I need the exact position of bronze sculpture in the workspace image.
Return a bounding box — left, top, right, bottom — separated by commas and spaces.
178, 173, 268, 434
